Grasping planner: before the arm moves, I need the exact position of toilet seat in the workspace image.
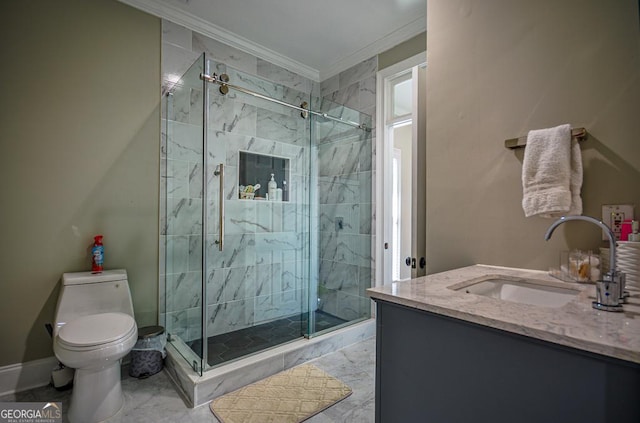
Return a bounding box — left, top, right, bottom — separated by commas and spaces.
58, 312, 136, 349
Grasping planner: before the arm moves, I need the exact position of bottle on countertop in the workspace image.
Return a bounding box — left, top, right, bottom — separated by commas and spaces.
91, 235, 104, 273
629, 220, 640, 242
268, 173, 277, 200
621, 219, 633, 241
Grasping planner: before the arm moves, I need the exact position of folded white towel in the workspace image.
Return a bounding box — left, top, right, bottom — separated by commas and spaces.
522, 124, 583, 218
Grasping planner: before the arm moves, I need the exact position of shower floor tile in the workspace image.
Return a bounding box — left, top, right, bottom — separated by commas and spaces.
188, 311, 347, 366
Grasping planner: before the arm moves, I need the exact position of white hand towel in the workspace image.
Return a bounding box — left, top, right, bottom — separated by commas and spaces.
522, 124, 583, 218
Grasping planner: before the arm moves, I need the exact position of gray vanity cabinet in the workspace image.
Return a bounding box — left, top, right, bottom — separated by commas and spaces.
374, 300, 640, 423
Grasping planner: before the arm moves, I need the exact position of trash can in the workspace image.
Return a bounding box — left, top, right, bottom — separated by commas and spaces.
129, 325, 166, 379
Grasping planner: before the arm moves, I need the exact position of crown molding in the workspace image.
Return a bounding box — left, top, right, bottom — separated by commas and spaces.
318, 17, 426, 81
120, 0, 425, 83
119, 0, 320, 81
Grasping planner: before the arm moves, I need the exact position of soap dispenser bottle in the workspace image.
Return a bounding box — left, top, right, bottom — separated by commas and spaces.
268, 174, 277, 200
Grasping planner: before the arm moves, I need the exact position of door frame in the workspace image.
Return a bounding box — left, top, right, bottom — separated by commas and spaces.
375, 52, 426, 287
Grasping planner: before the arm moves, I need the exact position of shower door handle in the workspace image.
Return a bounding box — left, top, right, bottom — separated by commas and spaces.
214, 163, 224, 251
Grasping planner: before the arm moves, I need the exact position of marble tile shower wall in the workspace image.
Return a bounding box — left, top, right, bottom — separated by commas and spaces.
316, 57, 377, 322
160, 19, 376, 342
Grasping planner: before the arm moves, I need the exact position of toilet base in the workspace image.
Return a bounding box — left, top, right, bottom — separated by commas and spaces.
68, 360, 124, 423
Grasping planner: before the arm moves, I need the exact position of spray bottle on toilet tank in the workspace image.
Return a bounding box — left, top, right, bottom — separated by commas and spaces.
91, 235, 104, 273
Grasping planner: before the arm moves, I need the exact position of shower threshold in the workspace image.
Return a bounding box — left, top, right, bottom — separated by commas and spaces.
188, 311, 347, 367
164, 318, 375, 407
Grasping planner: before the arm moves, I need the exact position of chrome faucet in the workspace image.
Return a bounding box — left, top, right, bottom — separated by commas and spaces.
544, 215, 626, 312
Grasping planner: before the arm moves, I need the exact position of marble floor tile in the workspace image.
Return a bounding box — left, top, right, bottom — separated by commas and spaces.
0, 338, 376, 423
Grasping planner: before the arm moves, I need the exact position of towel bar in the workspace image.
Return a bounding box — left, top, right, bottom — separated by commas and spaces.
505, 127, 587, 149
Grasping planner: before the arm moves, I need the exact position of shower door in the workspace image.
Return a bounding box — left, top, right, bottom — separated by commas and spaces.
310, 97, 373, 335
202, 59, 312, 368
163, 54, 207, 375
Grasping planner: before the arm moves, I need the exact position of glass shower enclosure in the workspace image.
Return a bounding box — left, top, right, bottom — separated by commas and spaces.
162, 53, 372, 375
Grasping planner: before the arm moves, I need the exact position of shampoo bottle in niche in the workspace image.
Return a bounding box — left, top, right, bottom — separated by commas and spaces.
268, 173, 277, 200
91, 235, 104, 273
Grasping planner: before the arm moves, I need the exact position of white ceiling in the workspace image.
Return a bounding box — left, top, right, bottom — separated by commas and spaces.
120, 0, 426, 81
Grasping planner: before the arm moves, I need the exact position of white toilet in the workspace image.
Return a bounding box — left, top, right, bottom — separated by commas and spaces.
53, 269, 138, 423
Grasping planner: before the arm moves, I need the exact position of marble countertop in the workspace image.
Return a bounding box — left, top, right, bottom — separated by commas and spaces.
366, 265, 640, 364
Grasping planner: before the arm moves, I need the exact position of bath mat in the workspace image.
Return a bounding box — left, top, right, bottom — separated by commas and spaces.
209, 363, 352, 423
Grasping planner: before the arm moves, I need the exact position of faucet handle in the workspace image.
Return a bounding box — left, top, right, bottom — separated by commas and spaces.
619, 272, 629, 302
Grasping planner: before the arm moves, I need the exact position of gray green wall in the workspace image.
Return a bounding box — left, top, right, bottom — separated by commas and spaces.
426, 0, 640, 274
0, 0, 161, 366
378, 32, 427, 71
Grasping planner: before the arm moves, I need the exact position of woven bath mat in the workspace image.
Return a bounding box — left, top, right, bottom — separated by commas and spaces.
209, 363, 352, 423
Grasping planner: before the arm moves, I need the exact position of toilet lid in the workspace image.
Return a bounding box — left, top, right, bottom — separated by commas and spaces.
58, 312, 136, 347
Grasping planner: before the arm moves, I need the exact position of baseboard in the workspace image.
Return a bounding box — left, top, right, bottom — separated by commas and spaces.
0, 356, 59, 397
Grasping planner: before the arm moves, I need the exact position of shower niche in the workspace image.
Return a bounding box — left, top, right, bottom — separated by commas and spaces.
238, 151, 290, 201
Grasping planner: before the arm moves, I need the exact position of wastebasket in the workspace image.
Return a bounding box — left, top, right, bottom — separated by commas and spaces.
129, 325, 166, 378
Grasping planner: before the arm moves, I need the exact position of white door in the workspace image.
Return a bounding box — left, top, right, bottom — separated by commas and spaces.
376, 53, 426, 285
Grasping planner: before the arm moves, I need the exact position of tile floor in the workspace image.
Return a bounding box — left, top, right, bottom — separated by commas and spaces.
0, 337, 375, 423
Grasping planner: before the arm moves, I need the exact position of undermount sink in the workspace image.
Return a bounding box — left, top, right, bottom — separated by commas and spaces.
450, 275, 580, 308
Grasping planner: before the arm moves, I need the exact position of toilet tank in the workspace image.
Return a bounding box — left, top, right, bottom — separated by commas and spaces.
53, 269, 135, 336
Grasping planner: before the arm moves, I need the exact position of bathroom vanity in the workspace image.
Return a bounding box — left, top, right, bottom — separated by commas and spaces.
367, 265, 640, 423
